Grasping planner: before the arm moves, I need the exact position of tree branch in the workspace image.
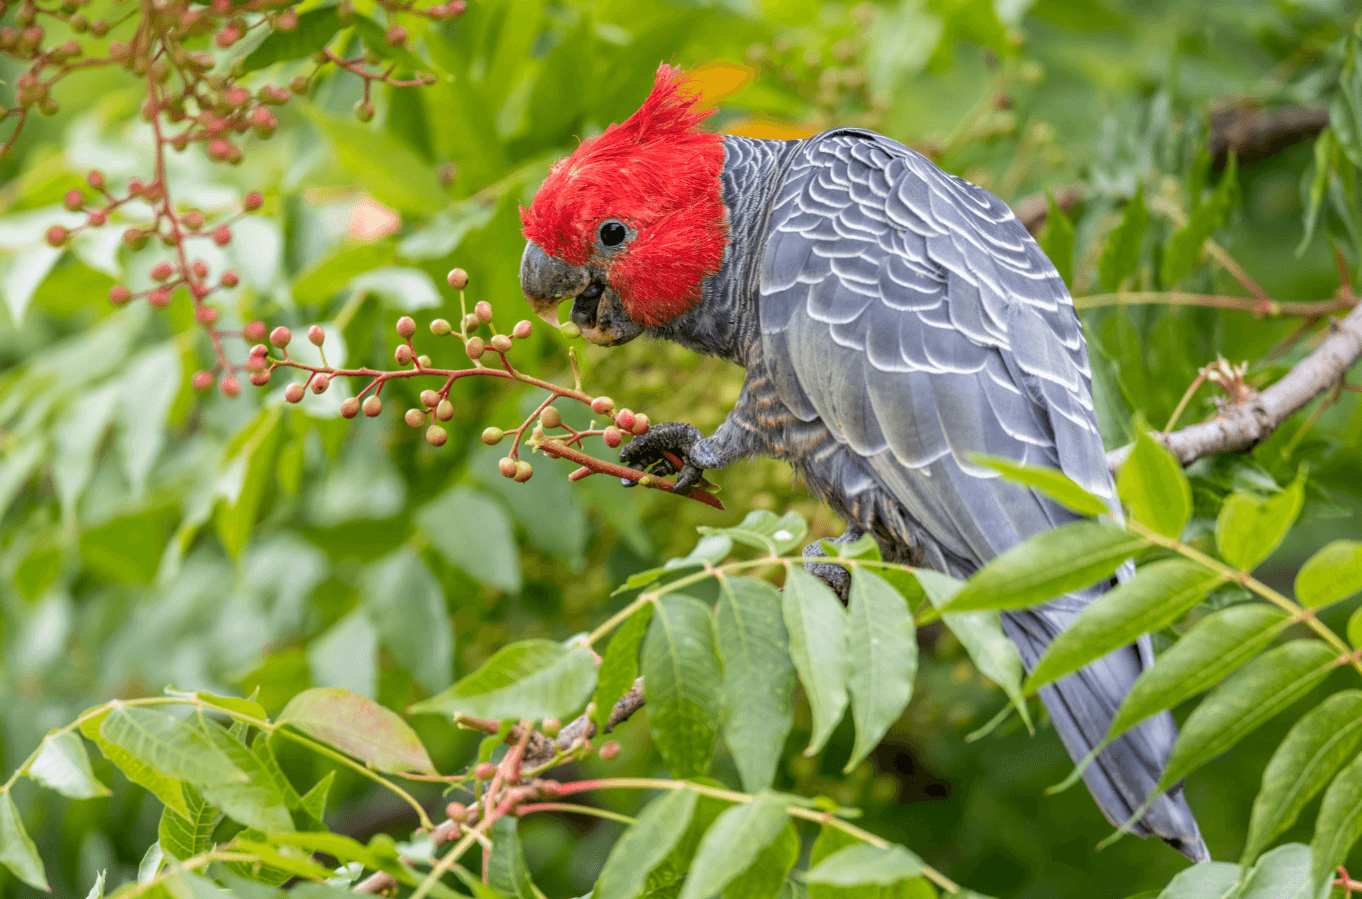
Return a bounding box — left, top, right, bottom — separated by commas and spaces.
1105, 302, 1362, 471
522, 679, 646, 768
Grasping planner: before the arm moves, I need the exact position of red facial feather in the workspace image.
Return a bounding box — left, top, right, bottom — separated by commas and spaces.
520, 63, 728, 326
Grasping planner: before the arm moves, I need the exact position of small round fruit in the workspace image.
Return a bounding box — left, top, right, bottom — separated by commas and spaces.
308, 324, 325, 346
615, 409, 636, 432
633, 413, 650, 435
284, 382, 305, 403
512, 319, 533, 339
603, 426, 622, 448
481, 427, 505, 445
269, 326, 291, 348
541, 718, 561, 736
249, 369, 271, 386
220, 376, 241, 397
396, 315, 416, 338
599, 741, 621, 761
419, 389, 440, 408
465, 336, 485, 360
426, 424, 447, 446
436, 399, 454, 421
395, 344, 414, 365
474, 762, 496, 780
243, 320, 266, 340
340, 397, 360, 418
430, 318, 452, 336
590, 396, 613, 415
192, 370, 214, 391
109, 285, 132, 305
446, 268, 468, 289
560, 321, 582, 339
490, 334, 512, 353
513, 460, 533, 482
405, 408, 426, 428
498, 457, 518, 479
540, 406, 561, 429
362, 395, 383, 417
474, 301, 493, 323
311, 375, 329, 394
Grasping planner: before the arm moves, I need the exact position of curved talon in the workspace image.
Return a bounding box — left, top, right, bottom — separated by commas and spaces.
619, 422, 705, 491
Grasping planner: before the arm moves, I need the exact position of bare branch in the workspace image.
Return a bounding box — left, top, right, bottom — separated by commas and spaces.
523, 679, 646, 768
1106, 302, 1362, 471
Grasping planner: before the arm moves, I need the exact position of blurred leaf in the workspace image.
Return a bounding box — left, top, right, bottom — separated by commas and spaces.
845, 570, 915, 772
1350, 607, 1362, 651
417, 486, 521, 593
363, 550, 453, 695
1099, 185, 1148, 292
592, 603, 652, 738
722, 822, 799, 899
137, 842, 162, 884
1243, 691, 1362, 866
806, 844, 926, 887
307, 610, 378, 699
1025, 560, 1223, 693
27, 730, 111, 799
158, 784, 217, 863
807, 826, 875, 899
278, 687, 436, 774
594, 789, 697, 899
699, 510, 808, 555
782, 568, 849, 756
410, 639, 595, 722
80, 709, 191, 817
292, 242, 395, 306
1297, 130, 1334, 258
1162, 156, 1237, 286
1117, 431, 1192, 539
677, 794, 789, 899
299, 770, 334, 825
1237, 843, 1312, 899
642, 596, 722, 779
1295, 540, 1362, 609
944, 522, 1146, 612
306, 110, 447, 215
1216, 477, 1305, 571
83, 869, 105, 899
472, 442, 587, 568
0, 790, 49, 891
216, 406, 284, 560
1332, 36, 1362, 169
1313, 749, 1362, 894
1160, 640, 1339, 791
974, 454, 1108, 516
348, 266, 442, 311
1040, 192, 1075, 287
1109, 603, 1291, 740
399, 201, 498, 260
1152, 861, 1240, 899
488, 818, 535, 899
0, 243, 60, 324
242, 6, 339, 70
716, 577, 795, 792
116, 345, 180, 497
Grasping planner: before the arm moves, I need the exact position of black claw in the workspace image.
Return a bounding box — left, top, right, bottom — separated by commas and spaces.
619, 422, 704, 492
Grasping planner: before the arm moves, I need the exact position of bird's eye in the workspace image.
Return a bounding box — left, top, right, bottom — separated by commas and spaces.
598, 220, 628, 247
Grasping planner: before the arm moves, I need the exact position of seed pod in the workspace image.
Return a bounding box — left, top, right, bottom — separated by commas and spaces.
481, 427, 505, 445
396, 316, 416, 338
269, 326, 291, 348
362, 395, 383, 417
405, 408, 426, 428
512, 320, 533, 339
446, 268, 468, 289
340, 397, 360, 418
437, 399, 454, 421
498, 457, 518, 479
513, 460, 533, 482
284, 383, 305, 403
540, 406, 561, 429
426, 425, 447, 447
490, 334, 512, 353
311, 375, 329, 394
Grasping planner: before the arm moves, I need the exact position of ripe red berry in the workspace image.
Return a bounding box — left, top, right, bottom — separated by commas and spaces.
87, 209, 107, 226
269, 326, 291, 348
426, 424, 447, 446
196, 305, 219, 324
212, 226, 232, 246
284, 383, 305, 403
63, 188, 83, 211
243, 191, 263, 212
603, 426, 622, 448
633, 413, 650, 435
148, 288, 171, 308
243, 319, 266, 341
446, 268, 469, 289
308, 325, 325, 346
45, 225, 68, 247
192, 370, 214, 391
498, 457, 518, 479
86, 170, 105, 189
221, 271, 240, 288
249, 369, 271, 386
340, 397, 360, 419
220, 376, 241, 397
109, 285, 132, 305
191, 260, 209, 279
151, 261, 174, 281
615, 409, 636, 432
362, 395, 383, 417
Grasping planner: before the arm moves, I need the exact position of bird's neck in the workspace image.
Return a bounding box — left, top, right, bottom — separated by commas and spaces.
647, 135, 801, 367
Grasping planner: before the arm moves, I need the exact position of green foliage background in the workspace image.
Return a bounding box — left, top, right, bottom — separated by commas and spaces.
2, 0, 1361, 896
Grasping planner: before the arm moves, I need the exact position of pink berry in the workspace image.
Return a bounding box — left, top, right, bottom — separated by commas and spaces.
311, 375, 329, 394
196, 306, 219, 324
340, 397, 360, 418
220, 376, 241, 397
243, 320, 266, 340
395, 344, 414, 365
212, 226, 231, 246
633, 413, 650, 435
489, 334, 512, 353
615, 409, 636, 432
591, 396, 614, 415
191, 260, 209, 279
243, 191, 263, 211
109, 285, 132, 305
474, 762, 497, 780
446, 268, 469, 289
148, 288, 171, 308
513, 460, 533, 482
221, 271, 240, 288
474, 301, 493, 323
87, 170, 105, 189
465, 337, 485, 360
87, 209, 107, 226
420, 390, 441, 408
512, 320, 533, 339
192, 370, 214, 391
63, 188, 84, 211
498, 457, 518, 479
362, 395, 382, 417
308, 325, 325, 346
284, 383, 305, 403
425, 425, 447, 446
151, 261, 174, 281
45, 225, 68, 247
396, 316, 416, 338
599, 741, 621, 761
269, 326, 291, 348
405, 408, 426, 428
603, 426, 622, 448
249, 369, 271, 386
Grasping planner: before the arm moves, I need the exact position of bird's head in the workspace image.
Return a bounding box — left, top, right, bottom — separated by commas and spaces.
519, 64, 728, 346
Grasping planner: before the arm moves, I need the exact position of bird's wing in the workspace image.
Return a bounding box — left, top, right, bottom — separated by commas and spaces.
759, 128, 1115, 570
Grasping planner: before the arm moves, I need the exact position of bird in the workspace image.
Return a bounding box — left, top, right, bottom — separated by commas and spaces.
517, 63, 1207, 861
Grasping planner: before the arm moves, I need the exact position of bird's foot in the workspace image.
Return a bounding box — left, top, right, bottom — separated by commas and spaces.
619, 422, 706, 493
801, 524, 864, 603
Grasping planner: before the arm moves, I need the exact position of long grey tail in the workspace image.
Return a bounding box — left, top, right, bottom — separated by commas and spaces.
1001, 598, 1209, 862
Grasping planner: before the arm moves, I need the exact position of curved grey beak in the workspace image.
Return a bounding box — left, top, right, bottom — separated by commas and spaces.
520, 241, 591, 327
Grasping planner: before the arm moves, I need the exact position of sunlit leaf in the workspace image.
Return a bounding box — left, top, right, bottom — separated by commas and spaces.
782, 568, 849, 756
409, 639, 595, 723
80, 709, 191, 818
1295, 540, 1362, 609
1216, 478, 1305, 571
642, 596, 723, 779
27, 730, 110, 799
1238, 843, 1313, 899
806, 843, 927, 887
1117, 431, 1192, 539
1152, 861, 1240, 899
723, 821, 799, 899
677, 794, 789, 899
974, 454, 1108, 516
699, 510, 808, 555
0, 790, 49, 891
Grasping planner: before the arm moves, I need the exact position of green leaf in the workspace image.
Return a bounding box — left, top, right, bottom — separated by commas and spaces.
807, 827, 875, 899
973, 454, 1109, 516
1109, 603, 1291, 740
944, 522, 1147, 612
409, 639, 596, 722
1159, 640, 1339, 792
1153, 861, 1241, 899
1244, 691, 1362, 866
805, 844, 926, 887
241, 6, 339, 71
0, 790, 49, 891
83, 869, 105, 899
781, 568, 850, 756
215, 407, 283, 560
1350, 607, 1362, 651
299, 771, 334, 826
98, 706, 246, 788
158, 784, 218, 863
305, 110, 447, 215
488, 818, 535, 899
1025, 560, 1223, 693
1313, 749, 1362, 894
594, 790, 698, 899
1216, 479, 1305, 571
1116, 431, 1192, 539
699, 510, 808, 555
1099, 184, 1148, 292
1238, 843, 1313, 899
417, 487, 521, 594
194, 717, 293, 834
1295, 540, 1362, 609
1161, 157, 1237, 286
723, 821, 799, 899
278, 688, 436, 775
1332, 36, 1362, 169
1040, 191, 1075, 287
642, 596, 723, 779
677, 794, 789, 899
844, 570, 916, 772
715, 577, 795, 792
592, 603, 653, 739
27, 730, 111, 799
363, 550, 453, 695
80, 709, 190, 817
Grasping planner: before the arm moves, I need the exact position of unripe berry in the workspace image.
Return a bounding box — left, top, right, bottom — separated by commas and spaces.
430, 318, 452, 336
603, 426, 622, 448
405, 408, 426, 428
420, 389, 440, 407
192, 370, 214, 391
481, 427, 505, 445
87, 170, 105, 190
269, 326, 291, 348
123, 228, 148, 250
109, 285, 132, 305
436, 399, 454, 421
289, 76, 309, 95
340, 397, 360, 418
599, 741, 621, 761
45, 226, 68, 247
249, 369, 271, 386
284, 382, 305, 403
633, 413, 650, 435
498, 457, 518, 478
416, 355, 431, 368
212, 226, 232, 246
591, 396, 613, 414
426, 424, 447, 446
311, 375, 329, 394
615, 409, 636, 432
462, 313, 479, 334
243, 191, 263, 212
182, 210, 204, 230
490, 334, 512, 353
191, 260, 209, 279
362, 395, 382, 417
354, 99, 375, 122
474, 301, 493, 323
513, 460, 533, 482
148, 288, 171, 308
540, 406, 561, 429
396, 316, 416, 338
446, 801, 467, 821
243, 320, 266, 341
87, 210, 107, 226
308, 325, 325, 346
220, 376, 241, 397
395, 344, 414, 365
446, 268, 468, 289
474, 762, 497, 781
63, 188, 84, 211
512, 320, 533, 339
221, 271, 240, 288
465, 336, 485, 360
196, 306, 219, 324
151, 261, 174, 281
385, 24, 407, 45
